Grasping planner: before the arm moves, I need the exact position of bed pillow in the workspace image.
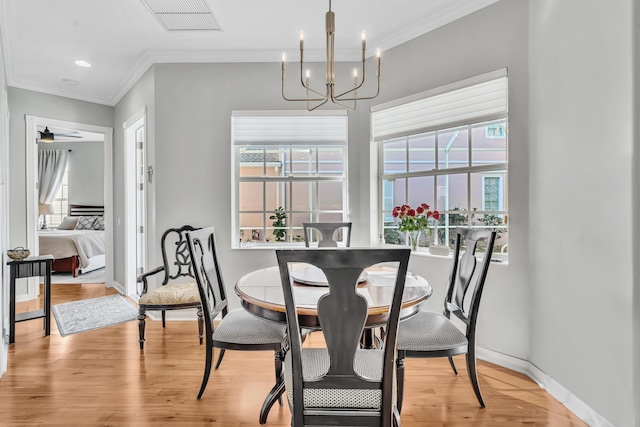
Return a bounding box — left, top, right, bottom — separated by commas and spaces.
92, 216, 105, 231
57, 216, 79, 230
75, 216, 97, 230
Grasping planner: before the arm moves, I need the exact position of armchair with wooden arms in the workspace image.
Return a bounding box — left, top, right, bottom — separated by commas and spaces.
137, 225, 203, 350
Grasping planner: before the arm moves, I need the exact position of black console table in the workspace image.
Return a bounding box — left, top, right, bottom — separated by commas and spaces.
7, 255, 53, 344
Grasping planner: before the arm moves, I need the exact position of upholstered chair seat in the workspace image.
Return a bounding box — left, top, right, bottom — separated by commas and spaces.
212, 309, 285, 346
397, 311, 467, 352
138, 282, 200, 306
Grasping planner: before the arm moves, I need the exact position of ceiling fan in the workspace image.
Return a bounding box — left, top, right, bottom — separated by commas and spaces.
37, 126, 82, 142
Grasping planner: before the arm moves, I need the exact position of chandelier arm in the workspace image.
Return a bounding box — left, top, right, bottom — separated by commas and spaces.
299, 55, 330, 99
307, 98, 330, 111
334, 70, 380, 101
327, 97, 356, 111
282, 64, 327, 102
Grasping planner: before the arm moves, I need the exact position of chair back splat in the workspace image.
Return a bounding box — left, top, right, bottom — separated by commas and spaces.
276, 248, 410, 427
161, 225, 200, 285
302, 222, 352, 247
186, 228, 228, 332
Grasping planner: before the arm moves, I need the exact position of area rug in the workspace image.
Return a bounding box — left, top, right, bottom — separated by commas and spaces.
52, 294, 138, 337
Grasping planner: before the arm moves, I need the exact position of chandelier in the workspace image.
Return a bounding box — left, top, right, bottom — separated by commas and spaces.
281, 0, 380, 111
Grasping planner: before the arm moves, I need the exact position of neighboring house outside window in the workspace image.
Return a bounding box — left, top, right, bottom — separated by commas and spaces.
372, 70, 509, 253
232, 112, 348, 247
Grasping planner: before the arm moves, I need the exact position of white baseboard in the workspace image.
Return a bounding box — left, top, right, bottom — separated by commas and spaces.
109, 280, 125, 295
477, 347, 614, 427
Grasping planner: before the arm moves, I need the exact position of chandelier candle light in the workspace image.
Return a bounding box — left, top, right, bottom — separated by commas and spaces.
393, 203, 440, 251
281, 0, 381, 111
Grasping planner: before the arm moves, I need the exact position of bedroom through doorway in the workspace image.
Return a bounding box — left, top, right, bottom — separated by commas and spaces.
26, 116, 114, 300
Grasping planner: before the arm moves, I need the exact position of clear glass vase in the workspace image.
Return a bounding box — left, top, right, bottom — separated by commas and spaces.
408, 230, 422, 251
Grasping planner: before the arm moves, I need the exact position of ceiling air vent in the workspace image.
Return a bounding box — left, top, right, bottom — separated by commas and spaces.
141, 0, 222, 31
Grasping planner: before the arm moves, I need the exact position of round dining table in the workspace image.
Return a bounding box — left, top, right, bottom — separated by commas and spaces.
235, 264, 433, 329
234, 264, 432, 425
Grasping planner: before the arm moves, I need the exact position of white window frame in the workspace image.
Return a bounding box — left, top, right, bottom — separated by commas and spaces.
231, 111, 349, 248
371, 70, 508, 251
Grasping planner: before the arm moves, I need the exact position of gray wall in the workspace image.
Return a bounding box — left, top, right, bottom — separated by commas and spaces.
38, 141, 104, 206
7, 88, 113, 248
529, 1, 635, 425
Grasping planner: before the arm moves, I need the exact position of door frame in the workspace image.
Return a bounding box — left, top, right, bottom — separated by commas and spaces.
25, 115, 115, 296
123, 106, 147, 298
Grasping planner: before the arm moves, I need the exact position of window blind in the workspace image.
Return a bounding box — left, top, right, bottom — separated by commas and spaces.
232, 111, 348, 146
371, 70, 507, 142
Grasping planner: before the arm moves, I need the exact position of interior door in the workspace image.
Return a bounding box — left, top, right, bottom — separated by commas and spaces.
125, 112, 147, 298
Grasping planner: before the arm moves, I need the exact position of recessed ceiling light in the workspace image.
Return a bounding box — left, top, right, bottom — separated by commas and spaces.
74, 60, 92, 68
62, 78, 79, 86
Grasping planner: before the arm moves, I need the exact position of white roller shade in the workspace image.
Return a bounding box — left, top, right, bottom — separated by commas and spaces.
233, 111, 347, 145
372, 71, 507, 142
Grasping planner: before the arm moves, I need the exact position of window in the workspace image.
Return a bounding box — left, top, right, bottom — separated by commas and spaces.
48, 166, 69, 227
372, 70, 508, 253
232, 111, 348, 247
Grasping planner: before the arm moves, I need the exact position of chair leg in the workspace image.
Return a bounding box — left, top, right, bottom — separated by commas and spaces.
393, 406, 402, 427
197, 340, 214, 399
396, 350, 406, 413
466, 347, 486, 408
448, 356, 459, 375
197, 308, 204, 345
214, 348, 226, 369
162, 310, 166, 328
137, 311, 146, 350
274, 348, 283, 406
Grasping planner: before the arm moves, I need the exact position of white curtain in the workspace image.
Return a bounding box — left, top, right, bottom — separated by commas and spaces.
38, 149, 68, 205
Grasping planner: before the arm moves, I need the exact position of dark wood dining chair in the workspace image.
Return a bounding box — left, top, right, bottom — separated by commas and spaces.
302, 222, 352, 247
187, 227, 287, 402
396, 227, 496, 409
276, 247, 411, 427
137, 225, 203, 350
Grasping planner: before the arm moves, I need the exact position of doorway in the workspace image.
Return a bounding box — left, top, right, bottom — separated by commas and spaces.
26, 116, 114, 297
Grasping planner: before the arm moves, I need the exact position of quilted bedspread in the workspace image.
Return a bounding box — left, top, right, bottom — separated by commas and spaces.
39, 230, 105, 268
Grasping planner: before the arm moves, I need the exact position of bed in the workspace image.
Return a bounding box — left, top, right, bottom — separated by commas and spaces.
38, 205, 106, 277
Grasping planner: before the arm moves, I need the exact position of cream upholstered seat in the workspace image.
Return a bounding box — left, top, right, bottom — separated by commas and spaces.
276, 248, 410, 427
138, 282, 200, 306
396, 228, 496, 410
137, 225, 203, 350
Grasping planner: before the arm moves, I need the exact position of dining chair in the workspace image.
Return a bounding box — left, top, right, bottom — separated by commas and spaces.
396, 227, 496, 409
302, 222, 352, 247
137, 225, 203, 350
276, 247, 411, 427
187, 227, 287, 401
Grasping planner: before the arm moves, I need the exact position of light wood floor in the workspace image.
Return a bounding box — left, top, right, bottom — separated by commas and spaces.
0, 283, 585, 426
